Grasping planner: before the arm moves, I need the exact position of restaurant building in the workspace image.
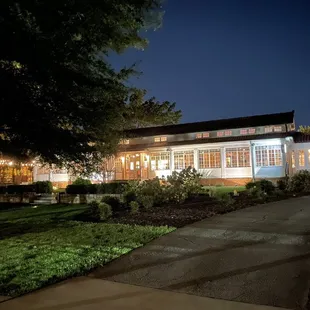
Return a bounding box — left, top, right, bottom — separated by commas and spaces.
2, 110, 310, 187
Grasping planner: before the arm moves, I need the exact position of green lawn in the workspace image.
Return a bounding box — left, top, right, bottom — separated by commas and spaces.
0, 204, 174, 297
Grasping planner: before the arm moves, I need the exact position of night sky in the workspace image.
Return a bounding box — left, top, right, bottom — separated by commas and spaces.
111, 0, 310, 126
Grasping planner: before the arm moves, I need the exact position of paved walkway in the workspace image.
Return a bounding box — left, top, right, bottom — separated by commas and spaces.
90, 197, 310, 309
2, 197, 310, 309
0, 277, 284, 310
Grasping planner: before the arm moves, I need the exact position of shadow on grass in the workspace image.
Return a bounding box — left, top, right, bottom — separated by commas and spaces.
0, 209, 91, 239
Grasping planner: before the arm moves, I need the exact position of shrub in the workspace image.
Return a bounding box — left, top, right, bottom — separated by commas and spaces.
245, 179, 275, 194
245, 182, 256, 190
34, 181, 53, 194
96, 182, 127, 194
137, 178, 164, 205
288, 170, 310, 193
167, 167, 202, 197
130, 201, 140, 214
101, 195, 122, 211
123, 190, 137, 205
218, 193, 235, 206
88, 201, 112, 221
98, 202, 113, 220
248, 187, 266, 200
277, 178, 288, 191
4, 184, 36, 194
66, 184, 97, 194
138, 195, 154, 209
164, 185, 188, 204
72, 177, 92, 186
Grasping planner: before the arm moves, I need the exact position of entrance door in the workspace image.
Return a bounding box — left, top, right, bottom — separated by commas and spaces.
125, 154, 141, 180
125, 153, 149, 180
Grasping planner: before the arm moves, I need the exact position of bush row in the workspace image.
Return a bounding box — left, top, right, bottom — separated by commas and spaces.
245, 170, 310, 196
65, 182, 128, 194
0, 181, 53, 194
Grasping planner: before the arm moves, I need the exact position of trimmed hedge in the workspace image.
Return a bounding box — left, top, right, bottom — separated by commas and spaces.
0, 185, 36, 194
66, 182, 127, 194
0, 181, 53, 194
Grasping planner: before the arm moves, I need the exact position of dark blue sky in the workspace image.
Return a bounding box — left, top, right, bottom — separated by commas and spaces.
111, 0, 310, 126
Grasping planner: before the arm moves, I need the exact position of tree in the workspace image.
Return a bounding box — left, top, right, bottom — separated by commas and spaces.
299, 126, 310, 134
0, 1, 180, 174
126, 89, 181, 128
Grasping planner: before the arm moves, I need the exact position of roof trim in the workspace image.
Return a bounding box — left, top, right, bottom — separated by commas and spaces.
119, 132, 293, 152
126, 111, 295, 138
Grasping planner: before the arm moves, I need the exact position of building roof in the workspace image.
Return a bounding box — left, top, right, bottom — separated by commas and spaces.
120, 132, 292, 152
126, 111, 295, 137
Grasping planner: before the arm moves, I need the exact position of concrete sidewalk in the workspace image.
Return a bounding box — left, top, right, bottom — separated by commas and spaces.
91, 197, 310, 309
0, 277, 285, 310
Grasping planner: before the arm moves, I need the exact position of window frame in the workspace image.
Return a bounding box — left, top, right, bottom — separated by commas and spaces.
255, 145, 282, 167
150, 152, 170, 171
225, 147, 250, 168
173, 150, 194, 170
199, 149, 221, 169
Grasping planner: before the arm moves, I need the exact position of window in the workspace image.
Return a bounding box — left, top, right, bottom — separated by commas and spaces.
199, 149, 221, 168
299, 150, 305, 167
265, 127, 273, 133
154, 136, 167, 142
150, 152, 170, 170
174, 151, 194, 170
120, 139, 129, 145
308, 150, 310, 165
196, 132, 209, 139
274, 126, 282, 132
255, 145, 282, 167
226, 147, 250, 168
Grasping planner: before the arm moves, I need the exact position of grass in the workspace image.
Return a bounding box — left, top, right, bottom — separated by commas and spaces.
0, 204, 174, 297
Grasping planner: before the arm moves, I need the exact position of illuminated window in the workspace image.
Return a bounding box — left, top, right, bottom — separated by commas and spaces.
274, 126, 282, 132
199, 149, 221, 168
240, 129, 248, 135
121, 139, 129, 145
150, 152, 170, 170
174, 151, 194, 170
196, 132, 209, 139
292, 151, 295, 168
299, 150, 305, 167
226, 147, 250, 168
154, 136, 167, 142
217, 131, 224, 137
255, 145, 282, 167
264, 127, 273, 133
308, 150, 310, 165
224, 130, 232, 136
249, 128, 256, 134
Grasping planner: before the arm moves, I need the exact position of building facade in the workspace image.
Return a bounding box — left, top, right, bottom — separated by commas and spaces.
2, 110, 310, 187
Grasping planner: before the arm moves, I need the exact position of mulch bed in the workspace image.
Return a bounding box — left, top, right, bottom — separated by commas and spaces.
110, 192, 300, 228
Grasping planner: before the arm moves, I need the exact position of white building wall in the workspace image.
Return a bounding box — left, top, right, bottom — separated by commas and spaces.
251, 138, 289, 179
291, 142, 310, 172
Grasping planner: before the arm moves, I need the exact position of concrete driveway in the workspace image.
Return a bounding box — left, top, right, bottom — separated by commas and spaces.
90, 197, 310, 309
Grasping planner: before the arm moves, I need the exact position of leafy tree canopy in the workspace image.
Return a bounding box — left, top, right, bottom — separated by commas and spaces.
0, 0, 181, 174
299, 126, 310, 134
